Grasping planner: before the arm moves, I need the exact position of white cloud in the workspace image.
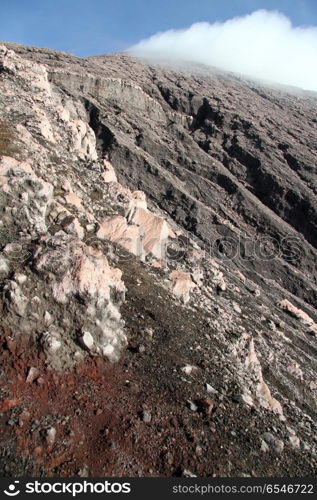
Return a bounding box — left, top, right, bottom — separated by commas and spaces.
128, 10, 317, 92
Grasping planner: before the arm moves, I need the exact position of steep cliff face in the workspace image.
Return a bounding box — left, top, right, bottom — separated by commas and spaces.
0, 43, 316, 477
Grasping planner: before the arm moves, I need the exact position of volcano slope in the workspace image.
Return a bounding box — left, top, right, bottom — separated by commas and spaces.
0, 42, 316, 477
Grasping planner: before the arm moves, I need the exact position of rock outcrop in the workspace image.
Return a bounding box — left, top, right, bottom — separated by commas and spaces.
97, 186, 174, 261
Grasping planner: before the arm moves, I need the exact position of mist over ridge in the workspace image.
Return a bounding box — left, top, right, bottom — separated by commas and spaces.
129, 10, 317, 92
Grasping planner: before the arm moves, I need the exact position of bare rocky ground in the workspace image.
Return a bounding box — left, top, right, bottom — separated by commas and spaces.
0, 42, 316, 477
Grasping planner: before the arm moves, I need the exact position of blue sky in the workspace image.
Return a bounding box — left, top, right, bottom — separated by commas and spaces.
0, 0, 316, 56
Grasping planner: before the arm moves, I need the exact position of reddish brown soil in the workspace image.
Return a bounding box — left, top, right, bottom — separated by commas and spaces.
0, 257, 314, 478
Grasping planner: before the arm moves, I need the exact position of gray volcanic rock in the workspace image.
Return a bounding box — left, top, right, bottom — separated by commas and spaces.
7, 42, 316, 305
0, 42, 316, 477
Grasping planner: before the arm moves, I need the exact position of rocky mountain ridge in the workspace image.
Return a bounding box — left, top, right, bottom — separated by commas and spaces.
0, 42, 316, 477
